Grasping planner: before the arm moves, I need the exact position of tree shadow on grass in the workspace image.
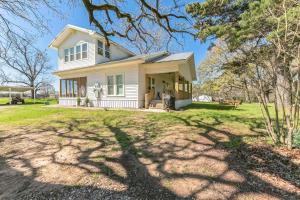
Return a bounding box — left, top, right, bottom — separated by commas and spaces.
0, 114, 299, 199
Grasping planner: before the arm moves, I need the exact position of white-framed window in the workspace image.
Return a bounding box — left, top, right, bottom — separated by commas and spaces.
64, 43, 88, 62
107, 75, 114, 95
97, 40, 103, 56
70, 47, 74, 61
105, 44, 110, 59
107, 74, 124, 96
116, 74, 124, 95
64, 49, 69, 62
76, 45, 81, 60
97, 40, 110, 59
82, 43, 87, 59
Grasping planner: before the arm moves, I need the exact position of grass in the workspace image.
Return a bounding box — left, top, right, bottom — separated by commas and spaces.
0, 97, 57, 105
0, 98, 9, 104
0, 101, 269, 147
0, 102, 264, 130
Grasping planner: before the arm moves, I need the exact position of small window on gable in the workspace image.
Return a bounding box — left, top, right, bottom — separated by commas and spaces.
76, 45, 81, 60
82, 43, 87, 59
70, 47, 74, 61
64, 49, 69, 62
105, 44, 110, 59
98, 40, 103, 56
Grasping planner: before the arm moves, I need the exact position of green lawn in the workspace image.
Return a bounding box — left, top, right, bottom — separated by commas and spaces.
0, 98, 9, 104
0, 102, 267, 145
0, 97, 57, 105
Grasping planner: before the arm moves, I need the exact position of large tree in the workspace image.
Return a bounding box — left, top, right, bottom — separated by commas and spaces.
187, 0, 300, 149
81, 0, 195, 52
0, 35, 53, 98
0, 0, 62, 42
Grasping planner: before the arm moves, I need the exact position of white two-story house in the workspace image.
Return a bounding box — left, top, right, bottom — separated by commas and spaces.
49, 25, 196, 109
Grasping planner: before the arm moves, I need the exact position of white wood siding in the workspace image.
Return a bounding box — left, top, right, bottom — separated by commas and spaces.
175, 99, 192, 109
58, 64, 140, 108
95, 40, 132, 64
178, 63, 193, 82
58, 31, 96, 71
57, 31, 133, 72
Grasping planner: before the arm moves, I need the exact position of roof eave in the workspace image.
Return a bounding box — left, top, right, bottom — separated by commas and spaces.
53, 59, 144, 77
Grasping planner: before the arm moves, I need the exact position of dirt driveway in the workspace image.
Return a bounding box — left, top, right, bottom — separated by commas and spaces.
0, 117, 299, 199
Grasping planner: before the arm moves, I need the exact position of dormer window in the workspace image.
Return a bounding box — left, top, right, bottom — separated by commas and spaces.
98, 40, 110, 59
97, 40, 103, 56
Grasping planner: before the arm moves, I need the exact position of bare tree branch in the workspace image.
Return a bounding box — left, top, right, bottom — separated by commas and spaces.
81, 0, 195, 52
0, 34, 53, 98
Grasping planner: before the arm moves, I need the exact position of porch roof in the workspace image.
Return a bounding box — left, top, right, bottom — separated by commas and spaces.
147, 52, 193, 63
0, 86, 33, 92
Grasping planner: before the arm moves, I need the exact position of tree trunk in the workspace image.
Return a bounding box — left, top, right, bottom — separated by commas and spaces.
276, 71, 292, 109
30, 82, 35, 99
243, 79, 251, 103
287, 128, 293, 150
276, 69, 293, 147
31, 89, 35, 99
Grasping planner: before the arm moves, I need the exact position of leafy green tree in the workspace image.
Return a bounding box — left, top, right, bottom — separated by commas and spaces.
187, 0, 300, 149
198, 40, 254, 102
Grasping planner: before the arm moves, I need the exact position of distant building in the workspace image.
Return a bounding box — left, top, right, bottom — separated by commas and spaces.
193, 95, 212, 102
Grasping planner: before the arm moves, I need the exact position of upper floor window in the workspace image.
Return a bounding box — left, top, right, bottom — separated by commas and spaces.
105, 45, 110, 59
64, 49, 69, 62
98, 40, 110, 59
97, 40, 103, 56
64, 43, 88, 62
70, 47, 74, 61
76, 45, 81, 60
82, 43, 87, 59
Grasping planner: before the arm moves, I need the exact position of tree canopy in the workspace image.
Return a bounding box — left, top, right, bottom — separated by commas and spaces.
187, 0, 300, 149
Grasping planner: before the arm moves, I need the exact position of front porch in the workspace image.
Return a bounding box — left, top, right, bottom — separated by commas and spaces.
145, 72, 192, 110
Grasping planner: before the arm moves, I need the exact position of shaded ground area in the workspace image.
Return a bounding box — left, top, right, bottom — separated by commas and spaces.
0, 104, 299, 199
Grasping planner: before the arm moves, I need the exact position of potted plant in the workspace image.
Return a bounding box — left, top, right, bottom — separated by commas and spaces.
84, 97, 90, 107
77, 97, 81, 107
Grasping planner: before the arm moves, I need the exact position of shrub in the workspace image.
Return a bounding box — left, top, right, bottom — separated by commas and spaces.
77, 97, 81, 106
294, 129, 300, 149
85, 97, 90, 107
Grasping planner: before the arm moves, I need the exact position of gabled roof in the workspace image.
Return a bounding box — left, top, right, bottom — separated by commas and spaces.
48, 24, 135, 56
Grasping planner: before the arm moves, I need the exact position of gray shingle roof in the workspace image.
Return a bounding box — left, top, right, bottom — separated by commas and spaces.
149, 52, 193, 63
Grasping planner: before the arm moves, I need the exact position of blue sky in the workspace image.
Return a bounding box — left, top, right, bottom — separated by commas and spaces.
36, 1, 210, 89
